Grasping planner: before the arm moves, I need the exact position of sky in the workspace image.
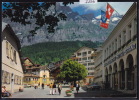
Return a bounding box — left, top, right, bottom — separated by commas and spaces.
67, 2, 134, 17
2, 2, 134, 18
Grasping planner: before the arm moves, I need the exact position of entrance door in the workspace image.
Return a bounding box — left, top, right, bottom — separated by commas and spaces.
11, 73, 14, 93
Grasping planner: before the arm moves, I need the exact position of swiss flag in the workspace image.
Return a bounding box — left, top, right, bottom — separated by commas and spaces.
106, 3, 114, 19
100, 22, 109, 29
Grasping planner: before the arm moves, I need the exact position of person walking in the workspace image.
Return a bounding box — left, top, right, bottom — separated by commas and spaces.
38, 82, 40, 89
58, 83, 62, 95
53, 83, 56, 95
49, 83, 53, 95
42, 83, 44, 89
76, 81, 80, 94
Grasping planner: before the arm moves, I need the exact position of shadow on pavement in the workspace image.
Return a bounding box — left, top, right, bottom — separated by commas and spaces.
62, 85, 70, 88
74, 89, 136, 98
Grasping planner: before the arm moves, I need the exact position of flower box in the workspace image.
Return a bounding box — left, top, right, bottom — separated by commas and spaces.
65, 90, 72, 96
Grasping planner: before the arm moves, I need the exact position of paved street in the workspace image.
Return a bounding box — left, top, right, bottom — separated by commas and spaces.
10, 84, 86, 98
8, 84, 136, 98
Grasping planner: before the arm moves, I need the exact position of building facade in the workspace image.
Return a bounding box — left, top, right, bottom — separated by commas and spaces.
94, 48, 104, 88
72, 47, 96, 83
39, 66, 50, 85
22, 58, 40, 86
2, 22, 24, 93
94, 3, 137, 94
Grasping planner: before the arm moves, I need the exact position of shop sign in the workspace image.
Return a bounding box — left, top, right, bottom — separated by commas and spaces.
104, 44, 136, 66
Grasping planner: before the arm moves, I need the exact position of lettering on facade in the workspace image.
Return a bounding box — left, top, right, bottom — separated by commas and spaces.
104, 44, 136, 66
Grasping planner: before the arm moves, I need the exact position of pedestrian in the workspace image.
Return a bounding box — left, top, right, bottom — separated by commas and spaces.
49, 83, 53, 95
76, 81, 80, 94
2, 86, 12, 97
53, 83, 56, 95
34, 83, 38, 89
58, 83, 62, 95
38, 82, 40, 89
42, 83, 44, 89
70, 82, 74, 91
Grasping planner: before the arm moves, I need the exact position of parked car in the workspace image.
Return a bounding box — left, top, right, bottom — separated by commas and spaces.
86, 84, 101, 90
24, 84, 31, 88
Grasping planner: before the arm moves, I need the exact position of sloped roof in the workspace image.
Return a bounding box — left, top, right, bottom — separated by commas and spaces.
74, 46, 94, 53
2, 22, 7, 31
40, 65, 50, 71
2, 22, 21, 50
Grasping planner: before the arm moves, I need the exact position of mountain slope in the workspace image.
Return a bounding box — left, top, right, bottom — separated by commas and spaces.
21, 41, 101, 65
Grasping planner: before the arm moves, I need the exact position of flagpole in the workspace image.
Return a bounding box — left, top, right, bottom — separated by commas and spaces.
107, 2, 120, 15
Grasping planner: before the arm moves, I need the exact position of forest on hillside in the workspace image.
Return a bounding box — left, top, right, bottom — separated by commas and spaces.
21, 41, 102, 65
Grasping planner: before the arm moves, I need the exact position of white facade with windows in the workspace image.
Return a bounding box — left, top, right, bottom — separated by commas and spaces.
72, 47, 96, 83
94, 3, 137, 94
2, 22, 24, 93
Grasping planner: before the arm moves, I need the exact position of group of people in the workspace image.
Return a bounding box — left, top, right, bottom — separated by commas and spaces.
70, 82, 80, 94
1, 86, 12, 97
34, 82, 62, 95
34, 83, 45, 89
49, 83, 62, 95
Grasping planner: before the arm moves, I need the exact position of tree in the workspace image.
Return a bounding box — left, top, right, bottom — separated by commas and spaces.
2, 2, 74, 35
59, 59, 87, 82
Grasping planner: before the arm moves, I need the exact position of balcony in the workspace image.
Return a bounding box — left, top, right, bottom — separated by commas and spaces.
24, 74, 40, 77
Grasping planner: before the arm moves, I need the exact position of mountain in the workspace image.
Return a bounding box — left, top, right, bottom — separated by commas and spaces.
2, 3, 121, 47
21, 41, 101, 65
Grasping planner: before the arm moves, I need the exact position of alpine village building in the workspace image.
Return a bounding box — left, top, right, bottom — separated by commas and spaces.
22, 57, 40, 86
71, 47, 96, 83
94, 2, 137, 94
2, 22, 24, 93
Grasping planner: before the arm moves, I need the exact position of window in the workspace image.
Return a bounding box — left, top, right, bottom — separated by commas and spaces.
128, 24, 131, 40
83, 63, 87, 66
82, 57, 87, 60
123, 30, 126, 44
4, 71, 9, 84
115, 39, 117, 51
82, 52, 87, 56
77, 53, 81, 56
10, 46, 13, 60
78, 58, 81, 61
109, 45, 111, 55
6, 41, 9, 57
112, 42, 114, 53
134, 18, 137, 34
91, 56, 93, 59
13, 50, 17, 63
88, 57, 91, 60
119, 35, 121, 47
88, 51, 91, 54
2, 70, 5, 83
88, 63, 94, 66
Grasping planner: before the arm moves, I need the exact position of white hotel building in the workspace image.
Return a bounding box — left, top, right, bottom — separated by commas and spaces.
94, 2, 137, 94
71, 47, 96, 83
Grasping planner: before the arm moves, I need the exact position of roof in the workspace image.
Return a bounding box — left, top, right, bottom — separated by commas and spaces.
74, 46, 94, 53
22, 57, 35, 66
2, 22, 7, 31
40, 65, 50, 71
2, 22, 21, 50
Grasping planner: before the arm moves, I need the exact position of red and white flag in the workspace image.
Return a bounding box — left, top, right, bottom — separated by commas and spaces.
100, 19, 110, 29
106, 3, 114, 19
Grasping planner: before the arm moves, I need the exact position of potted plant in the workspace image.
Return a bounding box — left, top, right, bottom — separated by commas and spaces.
70, 85, 74, 91
65, 90, 72, 96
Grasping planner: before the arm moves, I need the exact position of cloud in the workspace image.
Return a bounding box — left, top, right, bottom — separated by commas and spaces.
68, 2, 134, 15
95, 15, 101, 19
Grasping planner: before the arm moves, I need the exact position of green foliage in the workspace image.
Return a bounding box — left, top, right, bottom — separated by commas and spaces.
2, 2, 72, 34
21, 41, 102, 65
59, 59, 87, 82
